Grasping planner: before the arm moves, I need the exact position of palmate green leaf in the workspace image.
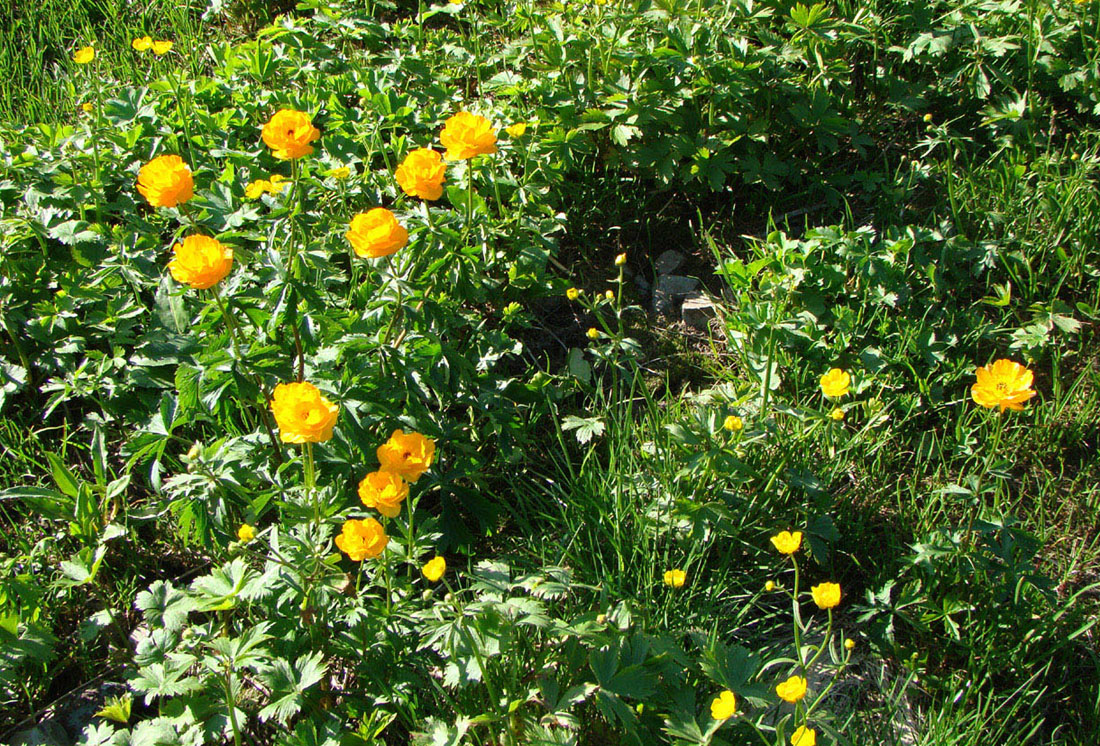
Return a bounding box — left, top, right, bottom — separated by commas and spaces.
205, 621, 274, 671
699, 642, 767, 705
95, 693, 133, 724
412, 716, 471, 746
258, 651, 328, 723
136, 580, 195, 632
561, 415, 605, 445
190, 558, 258, 611
131, 662, 204, 704
77, 722, 127, 746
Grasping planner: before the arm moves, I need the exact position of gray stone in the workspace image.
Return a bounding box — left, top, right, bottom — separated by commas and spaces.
681, 291, 716, 329
8, 720, 72, 746
654, 250, 685, 276
652, 274, 699, 316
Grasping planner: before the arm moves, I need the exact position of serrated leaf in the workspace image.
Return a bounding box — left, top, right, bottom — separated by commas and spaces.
258, 651, 328, 723
561, 415, 605, 445
95, 693, 133, 724
136, 581, 194, 631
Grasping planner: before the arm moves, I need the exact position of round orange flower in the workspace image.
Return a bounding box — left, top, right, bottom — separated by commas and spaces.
335, 518, 388, 561
971, 359, 1036, 412
261, 109, 320, 160
168, 235, 233, 290
358, 470, 409, 518
345, 209, 409, 259
137, 154, 194, 208
377, 429, 435, 483
440, 111, 498, 161
395, 148, 446, 201
270, 382, 339, 443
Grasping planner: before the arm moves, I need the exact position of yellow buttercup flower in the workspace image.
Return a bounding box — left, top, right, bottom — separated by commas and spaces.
829, 407, 845, 421
844, 638, 856, 650
776, 675, 808, 703
335, 518, 388, 561
152, 40, 173, 55
566, 288, 580, 301
770, 530, 802, 555
261, 108, 321, 160
663, 569, 686, 588
270, 382, 339, 443
377, 429, 435, 483
422, 556, 446, 582
819, 368, 850, 398
723, 415, 743, 432
505, 122, 528, 138
764, 580, 776, 592
604, 289, 614, 300
327, 166, 351, 179
345, 208, 409, 259
440, 111, 498, 161
81, 102, 93, 113
710, 690, 737, 720
137, 154, 193, 208
586, 328, 600, 340
73, 46, 95, 64
395, 148, 446, 201
358, 470, 409, 518
237, 524, 256, 542
168, 235, 233, 290
971, 359, 1036, 413
244, 181, 268, 199
614, 253, 627, 266
811, 582, 841, 609
132, 37, 153, 52
791, 726, 816, 746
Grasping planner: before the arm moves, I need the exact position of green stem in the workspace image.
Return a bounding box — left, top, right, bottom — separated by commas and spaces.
211, 286, 284, 465
792, 556, 804, 669
406, 492, 417, 579
168, 69, 196, 169
223, 666, 243, 746
305, 442, 318, 524
803, 608, 833, 672
288, 158, 302, 277
90, 66, 103, 226
382, 543, 393, 615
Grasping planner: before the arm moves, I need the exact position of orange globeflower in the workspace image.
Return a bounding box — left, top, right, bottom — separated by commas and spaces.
971, 359, 1036, 413
137, 154, 194, 208
395, 148, 446, 201
345, 208, 408, 259
335, 518, 389, 561
261, 108, 320, 160
270, 382, 339, 443
358, 470, 409, 518
169, 235, 233, 290
377, 429, 435, 483
440, 111, 498, 161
